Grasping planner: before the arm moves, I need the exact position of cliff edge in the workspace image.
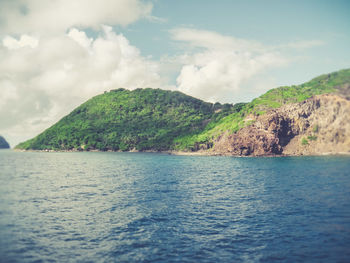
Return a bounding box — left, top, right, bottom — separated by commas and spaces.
213, 94, 350, 156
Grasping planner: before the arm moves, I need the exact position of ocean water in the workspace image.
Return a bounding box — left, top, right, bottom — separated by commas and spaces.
0, 150, 349, 263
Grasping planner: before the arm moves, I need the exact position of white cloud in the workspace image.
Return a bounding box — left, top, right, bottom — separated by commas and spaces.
170, 28, 264, 52
0, 27, 162, 146
0, 0, 153, 34
171, 28, 287, 102
2, 34, 39, 49
282, 40, 325, 49
67, 28, 93, 49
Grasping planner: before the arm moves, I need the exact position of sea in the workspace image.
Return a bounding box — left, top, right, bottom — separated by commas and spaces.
0, 150, 349, 263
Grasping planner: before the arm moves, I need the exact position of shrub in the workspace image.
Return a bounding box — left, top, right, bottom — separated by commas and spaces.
307, 135, 317, 141
301, 137, 309, 145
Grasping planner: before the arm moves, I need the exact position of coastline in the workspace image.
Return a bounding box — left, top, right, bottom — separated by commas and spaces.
12, 148, 350, 157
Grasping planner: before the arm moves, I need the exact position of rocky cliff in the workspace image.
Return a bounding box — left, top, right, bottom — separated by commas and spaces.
212, 93, 350, 156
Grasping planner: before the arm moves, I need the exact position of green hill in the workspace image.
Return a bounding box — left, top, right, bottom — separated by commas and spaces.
0, 136, 10, 149
16, 68, 350, 152
16, 88, 234, 151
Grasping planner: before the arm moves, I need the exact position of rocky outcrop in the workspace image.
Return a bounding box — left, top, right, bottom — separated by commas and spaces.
212, 94, 350, 156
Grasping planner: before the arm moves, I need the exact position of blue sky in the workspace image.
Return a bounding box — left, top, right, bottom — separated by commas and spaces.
126, 0, 348, 54
122, 0, 350, 87
0, 0, 349, 145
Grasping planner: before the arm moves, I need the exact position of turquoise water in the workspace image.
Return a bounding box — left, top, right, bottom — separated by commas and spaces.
0, 150, 349, 262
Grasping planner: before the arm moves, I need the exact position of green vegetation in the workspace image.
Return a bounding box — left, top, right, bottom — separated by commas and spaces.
174, 68, 350, 150
16, 88, 235, 151
245, 68, 350, 114
301, 138, 309, 146
0, 136, 10, 149
307, 135, 318, 141
174, 110, 245, 150
301, 135, 318, 146
16, 68, 350, 152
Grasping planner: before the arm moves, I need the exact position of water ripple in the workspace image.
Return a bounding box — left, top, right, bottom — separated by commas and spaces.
0, 151, 350, 262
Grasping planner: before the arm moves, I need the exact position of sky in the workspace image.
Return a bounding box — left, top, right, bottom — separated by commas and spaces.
0, 0, 349, 147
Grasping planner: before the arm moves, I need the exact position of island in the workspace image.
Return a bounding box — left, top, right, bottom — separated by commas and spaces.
0, 136, 10, 149
16, 68, 350, 156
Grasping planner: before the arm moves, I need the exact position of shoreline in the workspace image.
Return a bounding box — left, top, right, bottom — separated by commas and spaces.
12, 148, 350, 157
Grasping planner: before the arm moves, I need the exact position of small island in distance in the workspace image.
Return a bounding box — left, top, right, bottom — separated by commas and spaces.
0, 136, 10, 149
16, 68, 350, 156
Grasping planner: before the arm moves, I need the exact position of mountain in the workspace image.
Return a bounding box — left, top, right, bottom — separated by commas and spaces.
16, 88, 235, 151
16, 69, 350, 155
0, 136, 10, 149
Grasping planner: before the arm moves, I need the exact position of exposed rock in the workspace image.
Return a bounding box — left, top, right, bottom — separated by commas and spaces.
213, 94, 350, 156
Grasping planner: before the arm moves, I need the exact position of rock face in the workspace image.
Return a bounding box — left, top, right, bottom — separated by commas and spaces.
0, 136, 10, 149
213, 94, 350, 156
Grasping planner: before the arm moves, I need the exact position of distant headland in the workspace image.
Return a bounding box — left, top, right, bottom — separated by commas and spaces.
0, 136, 10, 149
